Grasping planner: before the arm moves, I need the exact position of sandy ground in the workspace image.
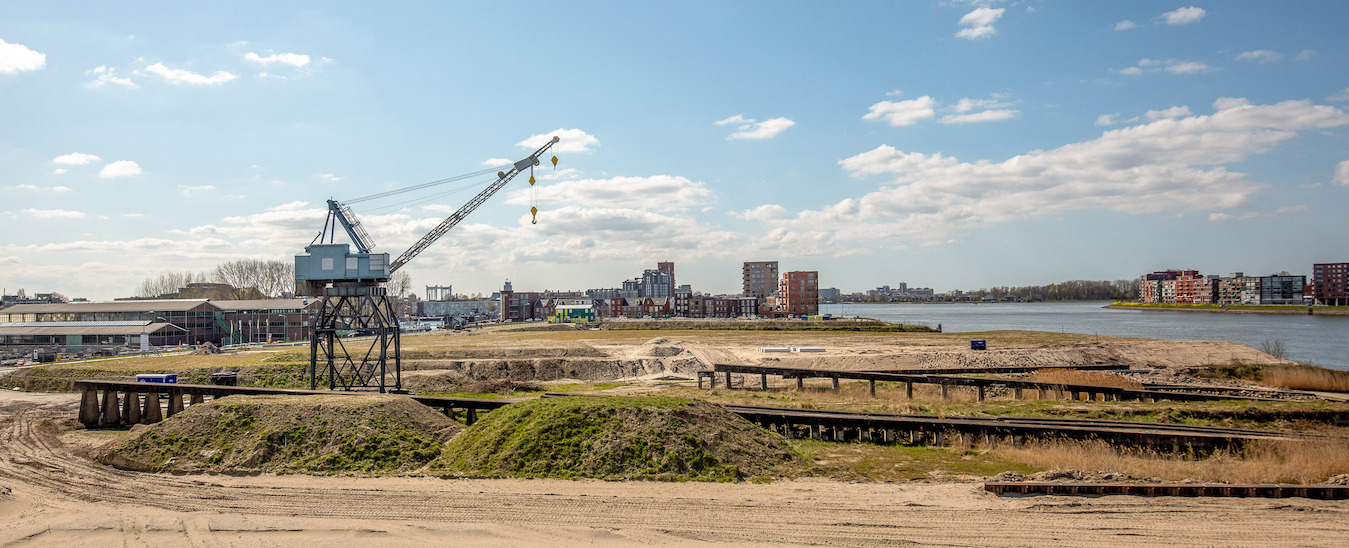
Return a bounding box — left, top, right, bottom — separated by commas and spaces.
3, 390, 1348, 546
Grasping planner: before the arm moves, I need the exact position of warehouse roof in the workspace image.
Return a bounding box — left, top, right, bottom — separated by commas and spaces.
0, 322, 183, 336
1, 299, 212, 314
213, 299, 318, 311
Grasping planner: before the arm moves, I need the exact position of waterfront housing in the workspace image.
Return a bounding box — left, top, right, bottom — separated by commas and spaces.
1314, 263, 1349, 306
1139, 269, 1320, 305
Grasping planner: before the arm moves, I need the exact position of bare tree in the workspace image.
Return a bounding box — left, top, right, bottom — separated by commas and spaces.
1260, 339, 1288, 360
386, 270, 412, 297
135, 271, 206, 298
212, 258, 295, 297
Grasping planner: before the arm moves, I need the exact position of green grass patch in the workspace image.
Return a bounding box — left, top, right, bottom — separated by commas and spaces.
103, 394, 458, 474
789, 439, 1040, 481
430, 396, 798, 481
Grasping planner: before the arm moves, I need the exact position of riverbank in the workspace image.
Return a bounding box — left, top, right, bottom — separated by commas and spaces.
1106, 302, 1349, 316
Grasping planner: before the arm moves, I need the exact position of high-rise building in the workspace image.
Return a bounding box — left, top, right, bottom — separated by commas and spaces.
641, 269, 672, 298
658, 262, 675, 296
743, 261, 779, 298
1313, 263, 1348, 306
780, 271, 819, 316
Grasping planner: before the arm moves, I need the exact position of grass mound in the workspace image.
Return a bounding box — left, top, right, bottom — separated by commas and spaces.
101, 394, 458, 474
431, 396, 797, 481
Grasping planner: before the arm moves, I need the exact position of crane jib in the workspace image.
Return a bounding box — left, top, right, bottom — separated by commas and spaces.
386, 135, 560, 274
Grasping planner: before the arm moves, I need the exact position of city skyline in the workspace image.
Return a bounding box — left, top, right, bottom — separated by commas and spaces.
3, 2, 1348, 301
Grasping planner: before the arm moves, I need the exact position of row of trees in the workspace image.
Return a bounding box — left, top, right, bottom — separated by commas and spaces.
834, 279, 1140, 303
133, 259, 413, 300
960, 279, 1140, 302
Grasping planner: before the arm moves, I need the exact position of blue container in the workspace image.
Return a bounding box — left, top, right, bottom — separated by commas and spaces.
970, 340, 987, 350
135, 373, 178, 384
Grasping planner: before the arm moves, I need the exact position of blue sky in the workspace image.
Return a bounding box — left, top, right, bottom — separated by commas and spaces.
2, 1, 1348, 301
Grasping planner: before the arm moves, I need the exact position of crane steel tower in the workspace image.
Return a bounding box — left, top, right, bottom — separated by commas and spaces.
295, 136, 559, 392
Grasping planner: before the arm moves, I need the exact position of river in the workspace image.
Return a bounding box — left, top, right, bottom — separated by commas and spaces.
819, 302, 1349, 370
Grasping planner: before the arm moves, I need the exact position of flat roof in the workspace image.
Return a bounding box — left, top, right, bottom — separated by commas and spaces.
2, 300, 213, 314
0, 322, 183, 336
213, 299, 318, 311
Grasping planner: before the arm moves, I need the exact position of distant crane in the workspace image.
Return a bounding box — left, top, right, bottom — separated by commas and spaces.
295, 136, 560, 392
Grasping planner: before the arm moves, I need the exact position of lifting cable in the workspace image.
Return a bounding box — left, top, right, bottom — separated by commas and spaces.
343, 165, 507, 205
355, 175, 501, 216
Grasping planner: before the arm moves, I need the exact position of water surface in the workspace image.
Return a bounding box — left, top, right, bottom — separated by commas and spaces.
820, 302, 1349, 369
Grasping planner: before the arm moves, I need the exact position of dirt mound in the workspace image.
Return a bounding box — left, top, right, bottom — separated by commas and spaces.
640, 337, 685, 358
431, 396, 797, 481
191, 342, 222, 355
100, 394, 458, 474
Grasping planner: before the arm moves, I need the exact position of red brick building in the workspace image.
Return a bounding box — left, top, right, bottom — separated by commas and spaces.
779, 271, 819, 316
1313, 262, 1348, 306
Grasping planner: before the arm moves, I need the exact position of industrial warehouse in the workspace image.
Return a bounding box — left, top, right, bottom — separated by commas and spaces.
0, 298, 320, 358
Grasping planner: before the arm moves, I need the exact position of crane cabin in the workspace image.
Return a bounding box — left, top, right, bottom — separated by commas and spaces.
294, 243, 390, 297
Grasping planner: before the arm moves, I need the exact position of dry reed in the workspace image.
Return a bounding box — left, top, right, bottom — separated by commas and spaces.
1260, 364, 1349, 393
993, 438, 1349, 484
1027, 369, 1143, 390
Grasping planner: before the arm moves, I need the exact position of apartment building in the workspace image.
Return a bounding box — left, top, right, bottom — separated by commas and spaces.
742, 261, 779, 299
1313, 263, 1348, 306
1140, 270, 1211, 304
779, 271, 820, 316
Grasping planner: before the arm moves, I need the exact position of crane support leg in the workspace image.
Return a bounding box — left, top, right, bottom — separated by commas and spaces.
308, 284, 402, 392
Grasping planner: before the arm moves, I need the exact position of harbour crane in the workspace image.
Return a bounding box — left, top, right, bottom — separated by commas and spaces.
294, 136, 560, 392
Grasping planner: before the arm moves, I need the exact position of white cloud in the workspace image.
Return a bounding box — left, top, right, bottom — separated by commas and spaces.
243, 52, 311, 67
52, 169, 68, 175
179, 185, 215, 196
87, 65, 136, 88
1296, 49, 1316, 61
143, 62, 238, 85
99, 160, 142, 178
0, 38, 45, 73
1114, 20, 1137, 31
722, 116, 795, 140
315, 173, 342, 181
1328, 88, 1349, 102
53, 152, 101, 165
732, 204, 788, 221
482, 158, 512, 166
714, 115, 750, 126
504, 175, 712, 212
776, 98, 1349, 250
939, 109, 1017, 124
518, 128, 599, 154
1209, 205, 1306, 222
23, 208, 86, 219
1237, 50, 1283, 63
1096, 114, 1118, 126
1116, 58, 1214, 76
935, 96, 1018, 125
1162, 6, 1206, 25
124, 213, 145, 218
863, 96, 936, 126
1335, 160, 1349, 186
956, 7, 1004, 39
1145, 105, 1193, 120
14, 184, 71, 192
956, 25, 997, 40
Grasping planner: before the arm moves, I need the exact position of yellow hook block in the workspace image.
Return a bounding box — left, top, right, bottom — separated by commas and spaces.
530, 206, 538, 224
551, 155, 558, 168
529, 174, 535, 185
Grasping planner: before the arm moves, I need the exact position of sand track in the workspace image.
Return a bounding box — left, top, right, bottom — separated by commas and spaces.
3, 390, 1348, 546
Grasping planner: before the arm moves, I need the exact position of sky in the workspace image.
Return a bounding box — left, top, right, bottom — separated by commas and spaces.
2, 1, 1348, 301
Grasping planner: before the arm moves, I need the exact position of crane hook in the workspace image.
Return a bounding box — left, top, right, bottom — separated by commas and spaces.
551, 155, 558, 168
530, 206, 538, 224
